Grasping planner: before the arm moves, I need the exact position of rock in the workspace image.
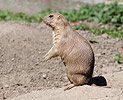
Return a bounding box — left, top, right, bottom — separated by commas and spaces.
11, 58, 15, 61
5, 84, 9, 88
42, 74, 47, 79
54, 81, 59, 87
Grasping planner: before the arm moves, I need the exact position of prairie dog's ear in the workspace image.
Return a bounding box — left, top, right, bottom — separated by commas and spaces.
57, 15, 62, 20
57, 15, 68, 27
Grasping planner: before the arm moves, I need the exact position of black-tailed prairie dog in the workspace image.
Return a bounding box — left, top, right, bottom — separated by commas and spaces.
42, 13, 95, 90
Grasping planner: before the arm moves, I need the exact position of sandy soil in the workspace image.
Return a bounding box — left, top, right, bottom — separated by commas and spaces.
0, 21, 123, 100
7, 71, 123, 100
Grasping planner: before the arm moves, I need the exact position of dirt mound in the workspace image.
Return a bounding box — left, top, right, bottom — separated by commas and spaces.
0, 21, 123, 99
7, 71, 123, 100
7, 86, 123, 100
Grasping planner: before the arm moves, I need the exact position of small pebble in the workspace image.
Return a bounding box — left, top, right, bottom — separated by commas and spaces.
10, 39, 14, 42
47, 81, 50, 84
0, 86, 3, 89
11, 58, 15, 61
106, 95, 108, 97
35, 62, 39, 66
42, 74, 47, 79
54, 81, 59, 87
4, 75, 8, 78
5, 84, 9, 88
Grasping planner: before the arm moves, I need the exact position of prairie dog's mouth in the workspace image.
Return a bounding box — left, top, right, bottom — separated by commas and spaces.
43, 20, 56, 29
47, 23, 56, 29
44, 22, 51, 27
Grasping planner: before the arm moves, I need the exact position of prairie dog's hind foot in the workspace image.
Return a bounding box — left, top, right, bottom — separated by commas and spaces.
64, 84, 75, 91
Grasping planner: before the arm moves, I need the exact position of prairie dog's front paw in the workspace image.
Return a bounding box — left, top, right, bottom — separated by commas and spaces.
41, 56, 46, 62
41, 55, 49, 62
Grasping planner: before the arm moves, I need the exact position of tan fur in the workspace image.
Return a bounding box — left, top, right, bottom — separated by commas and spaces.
42, 13, 95, 90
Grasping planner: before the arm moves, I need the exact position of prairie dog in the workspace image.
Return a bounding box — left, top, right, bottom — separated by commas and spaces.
42, 13, 95, 90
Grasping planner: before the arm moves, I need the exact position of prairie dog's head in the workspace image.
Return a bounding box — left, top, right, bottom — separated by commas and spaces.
43, 13, 68, 29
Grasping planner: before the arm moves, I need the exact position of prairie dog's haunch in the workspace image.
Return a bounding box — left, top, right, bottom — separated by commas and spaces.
42, 13, 95, 90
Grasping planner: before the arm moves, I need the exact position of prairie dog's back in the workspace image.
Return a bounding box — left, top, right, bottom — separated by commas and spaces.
61, 30, 94, 68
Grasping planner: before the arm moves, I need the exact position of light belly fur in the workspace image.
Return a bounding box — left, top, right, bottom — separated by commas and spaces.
52, 31, 55, 44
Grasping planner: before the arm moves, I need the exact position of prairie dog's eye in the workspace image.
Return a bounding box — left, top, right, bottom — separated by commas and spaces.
49, 15, 54, 18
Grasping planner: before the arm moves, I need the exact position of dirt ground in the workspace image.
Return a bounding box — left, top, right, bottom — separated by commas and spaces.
0, 21, 123, 100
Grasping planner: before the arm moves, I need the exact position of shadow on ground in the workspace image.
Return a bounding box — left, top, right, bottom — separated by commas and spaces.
89, 76, 107, 86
